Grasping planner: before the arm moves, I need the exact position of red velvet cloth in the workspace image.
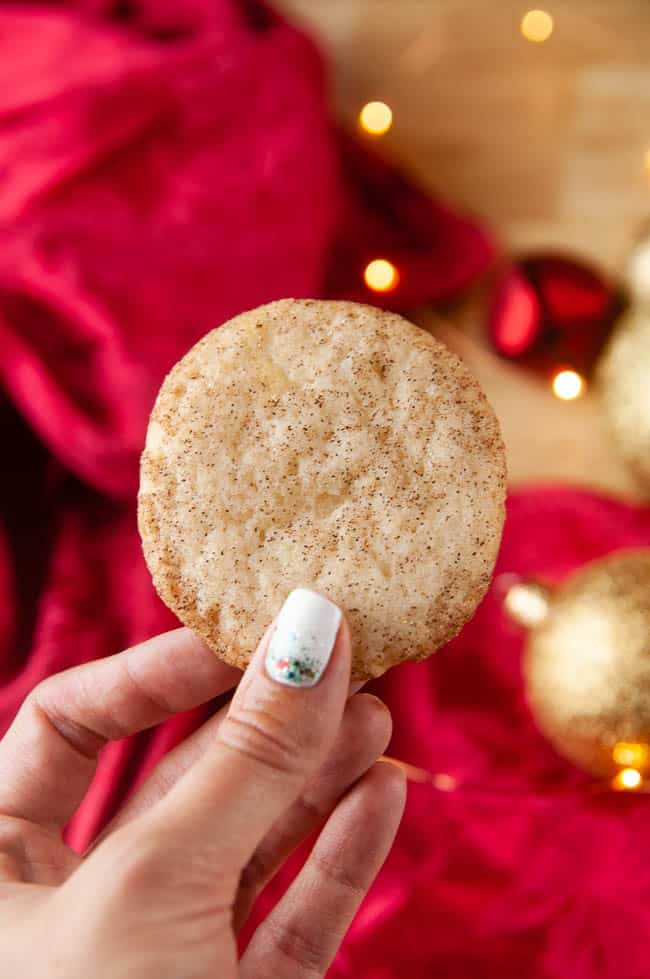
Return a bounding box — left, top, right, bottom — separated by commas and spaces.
2, 3, 649, 977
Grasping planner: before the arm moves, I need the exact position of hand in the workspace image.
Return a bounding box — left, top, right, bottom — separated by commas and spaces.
0, 590, 405, 978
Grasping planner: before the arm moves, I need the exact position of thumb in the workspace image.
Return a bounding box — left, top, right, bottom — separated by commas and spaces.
133, 590, 350, 871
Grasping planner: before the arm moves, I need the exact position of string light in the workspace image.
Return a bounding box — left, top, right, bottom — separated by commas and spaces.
612, 767, 643, 791
359, 101, 393, 136
432, 773, 458, 792
382, 757, 458, 791
504, 582, 550, 628
364, 258, 399, 292
521, 9, 554, 43
386, 755, 649, 795
612, 742, 649, 768
552, 369, 584, 401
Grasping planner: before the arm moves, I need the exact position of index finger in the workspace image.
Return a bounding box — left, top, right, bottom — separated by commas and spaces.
0, 628, 240, 830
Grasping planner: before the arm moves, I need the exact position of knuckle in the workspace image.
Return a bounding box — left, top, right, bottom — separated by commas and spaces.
99, 825, 236, 919
0, 815, 25, 847
26, 677, 70, 725
270, 917, 326, 976
0, 817, 26, 870
0, 816, 74, 884
218, 708, 309, 781
20, 683, 51, 734
101, 829, 163, 897
27, 677, 54, 704
313, 849, 366, 898
27, 684, 105, 761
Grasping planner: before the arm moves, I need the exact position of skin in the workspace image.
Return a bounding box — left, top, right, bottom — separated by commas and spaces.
0, 614, 405, 978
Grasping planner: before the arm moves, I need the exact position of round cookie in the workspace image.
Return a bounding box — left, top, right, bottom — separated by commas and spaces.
139, 299, 506, 679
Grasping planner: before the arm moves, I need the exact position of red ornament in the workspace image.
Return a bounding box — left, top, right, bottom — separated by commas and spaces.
535, 255, 612, 326
488, 266, 541, 356
488, 253, 624, 377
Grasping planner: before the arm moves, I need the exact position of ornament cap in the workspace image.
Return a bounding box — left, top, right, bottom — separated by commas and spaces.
504, 580, 552, 629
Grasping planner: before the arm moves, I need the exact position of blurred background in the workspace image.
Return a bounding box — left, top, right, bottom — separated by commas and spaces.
277, 0, 650, 496
281, 0, 650, 265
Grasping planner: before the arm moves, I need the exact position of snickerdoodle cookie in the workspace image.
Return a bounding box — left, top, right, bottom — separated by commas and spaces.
139, 299, 506, 679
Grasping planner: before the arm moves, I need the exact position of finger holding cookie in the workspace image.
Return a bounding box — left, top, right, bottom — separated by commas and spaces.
0, 597, 402, 979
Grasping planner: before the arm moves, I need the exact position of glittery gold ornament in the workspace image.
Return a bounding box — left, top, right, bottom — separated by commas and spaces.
598, 226, 650, 492
625, 221, 650, 305
506, 550, 650, 778
598, 306, 650, 490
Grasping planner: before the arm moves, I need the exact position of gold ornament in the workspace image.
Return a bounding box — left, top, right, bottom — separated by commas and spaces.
506, 549, 650, 781
598, 225, 650, 492
625, 221, 650, 305
598, 305, 650, 490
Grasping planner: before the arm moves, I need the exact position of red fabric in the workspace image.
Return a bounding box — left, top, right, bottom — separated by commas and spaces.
2, 3, 648, 978
240, 489, 650, 979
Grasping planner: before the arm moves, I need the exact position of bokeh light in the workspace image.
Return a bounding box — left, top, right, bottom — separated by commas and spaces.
492, 286, 540, 356
521, 9, 554, 43
612, 742, 649, 768
552, 369, 584, 401
504, 582, 550, 628
364, 259, 399, 292
359, 101, 393, 136
432, 773, 459, 792
612, 767, 643, 791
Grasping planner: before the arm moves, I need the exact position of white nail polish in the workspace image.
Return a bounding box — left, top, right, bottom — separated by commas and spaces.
266, 589, 342, 687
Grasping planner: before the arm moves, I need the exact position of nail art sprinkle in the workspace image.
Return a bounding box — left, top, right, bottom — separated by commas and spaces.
267, 630, 323, 686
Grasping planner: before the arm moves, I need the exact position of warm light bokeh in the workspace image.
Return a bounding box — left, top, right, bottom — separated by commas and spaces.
432, 773, 459, 792
612, 742, 649, 768
359, 101, 393, 135
504, 582, 550, 628
552, 369, 584, 400
364, 258, 399, 292
521, 9, 554, 42
612, 767, 643, 790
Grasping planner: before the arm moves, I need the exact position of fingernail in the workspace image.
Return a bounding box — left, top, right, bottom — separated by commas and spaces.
266, 589, 342, 688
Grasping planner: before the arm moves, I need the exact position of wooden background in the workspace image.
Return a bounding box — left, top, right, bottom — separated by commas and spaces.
276, 0, 650, 500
